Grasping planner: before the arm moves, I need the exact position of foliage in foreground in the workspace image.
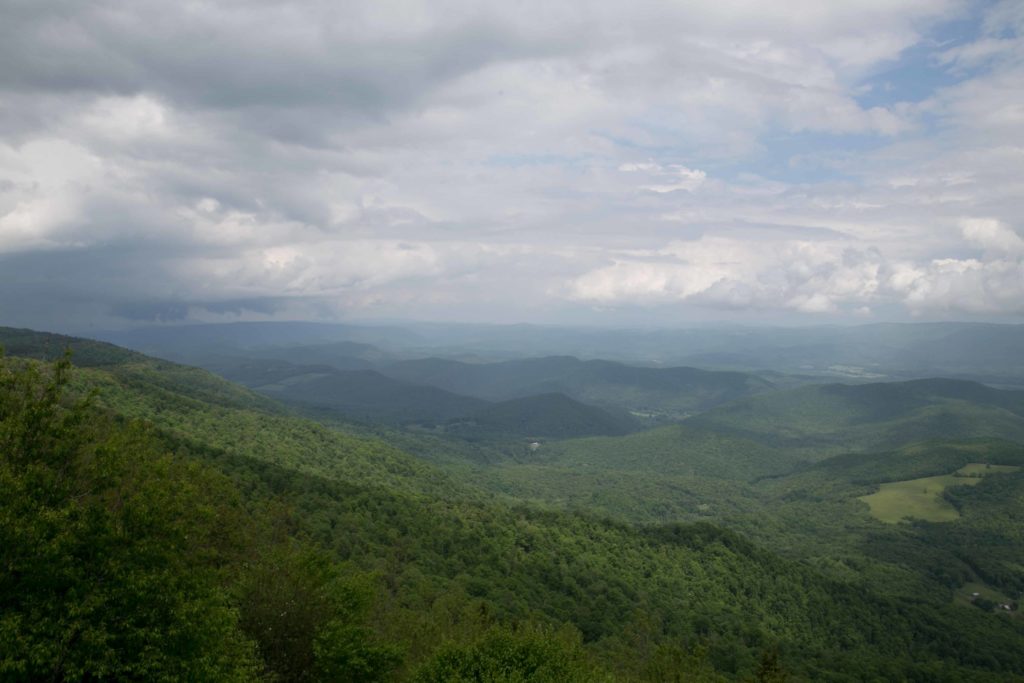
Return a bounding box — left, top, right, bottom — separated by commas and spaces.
3, 343, 1024, 682
0, 353, 396, 681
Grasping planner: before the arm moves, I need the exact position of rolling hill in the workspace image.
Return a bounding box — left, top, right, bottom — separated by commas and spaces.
6, 326, 1024, 681
226, 361, 491, 425
96, 320, 1024, 388
0, 326, 147, 366
381, 355, 774, 419
207, 357, 639, 437
688, 378, 1024, 459
451, 392, 636, 438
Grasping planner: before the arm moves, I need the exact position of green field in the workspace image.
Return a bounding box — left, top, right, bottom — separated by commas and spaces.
860, 463, 1020, 524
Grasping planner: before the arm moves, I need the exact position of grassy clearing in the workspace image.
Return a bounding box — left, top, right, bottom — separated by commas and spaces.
860, 475, 981, 523
954, 582, 1012, 607
860, 462, 1021, 524
953, 582, 1021, 618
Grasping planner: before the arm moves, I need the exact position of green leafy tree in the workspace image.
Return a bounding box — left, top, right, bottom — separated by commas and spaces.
237, 542, 401, 682
754, 647, 788, 683
412, 623, 606, 682
0, 352, 260, 681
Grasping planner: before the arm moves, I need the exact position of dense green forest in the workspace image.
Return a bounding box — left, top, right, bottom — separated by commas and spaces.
3, 327, 1024, 681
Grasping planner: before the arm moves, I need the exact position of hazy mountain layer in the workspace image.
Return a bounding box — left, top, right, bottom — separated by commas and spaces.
381, 355, 773, 419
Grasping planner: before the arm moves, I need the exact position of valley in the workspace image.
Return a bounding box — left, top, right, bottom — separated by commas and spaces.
3, 323, 1024, 681
8, 4, 1023, 680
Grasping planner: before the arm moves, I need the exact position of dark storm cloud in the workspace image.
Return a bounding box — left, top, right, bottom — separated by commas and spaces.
111, 301, 191, 322
112, 297, 285, 321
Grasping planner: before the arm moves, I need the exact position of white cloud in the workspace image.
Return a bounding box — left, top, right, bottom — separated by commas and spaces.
570, 223, 1024, 317
3, 0, 1024, 326
80, 96, 170, 140
0, 139, 104, 251
961, 217, 1024, 255
569, 237, 887, 313
889, 257, 1024, 315
619, 161, 707, 193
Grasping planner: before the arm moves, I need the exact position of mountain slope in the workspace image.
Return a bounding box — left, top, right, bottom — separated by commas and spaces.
0, 336, 462, 500
259, 368, 491, 424
689, 378, 1024, 459
209, 357, 637, 437
381, 355, 773, 419
6, 327, 1024, 681
245, 339, 393, 370
0, 326, 147, 366
453, 392, 636, 438
206, 357, 491, 425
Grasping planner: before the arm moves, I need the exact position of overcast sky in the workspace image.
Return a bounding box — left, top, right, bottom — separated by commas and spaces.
1, 0, 1023, 331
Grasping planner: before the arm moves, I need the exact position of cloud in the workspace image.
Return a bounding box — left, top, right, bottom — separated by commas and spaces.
619, 162, 707, 193
1, 0, 1023, 328
890, 257, 1024, 315
0, 138, 106, 251
961, 217, 1024, 255
570, 221, 1024, 316
568, 237, 885, 313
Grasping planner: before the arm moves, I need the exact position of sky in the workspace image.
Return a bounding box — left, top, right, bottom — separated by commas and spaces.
1, 0, 1023, 331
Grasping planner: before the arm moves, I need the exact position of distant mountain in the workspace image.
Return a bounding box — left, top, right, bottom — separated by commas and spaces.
95, 321, 410, 367
666, 323, 1024, 384
212, 357, 634, 437
225, 362, 491, 425
99, 321, 413, 350
246, 340, 390, 370
452, 392, 636, 438
381, 355, 773, 419
885, 325, 1024, 384
690, 377, 1024, 458
210, 358, 349, 386
93, 320, 1024, 387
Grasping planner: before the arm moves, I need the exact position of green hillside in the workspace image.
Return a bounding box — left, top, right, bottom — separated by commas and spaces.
689, 379, 1024, 459
5, 329, 1024, 681
449, 392, 635, 438
211, 357, 636, 438
43, 351, 460, 500
546, 424, 802, 480
217, 359, 492, 426
382, 356, 774, 420
0, 326, 147, 366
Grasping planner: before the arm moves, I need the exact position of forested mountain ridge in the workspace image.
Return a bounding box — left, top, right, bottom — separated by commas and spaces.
3, 327, 1024, 681
688, 378, 1024, 458
98, 320, 1024, 387
245, 366, 492, 425
380, 355, 774, 419
454, 392, 636, 438
208, 356, 638, 437
0, 326, 148, 366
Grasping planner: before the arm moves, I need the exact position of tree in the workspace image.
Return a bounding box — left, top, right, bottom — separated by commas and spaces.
412, 622, 607, 682
237, 542, 401, 682
0, 352, 260, 680
755, 647, 788, 683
